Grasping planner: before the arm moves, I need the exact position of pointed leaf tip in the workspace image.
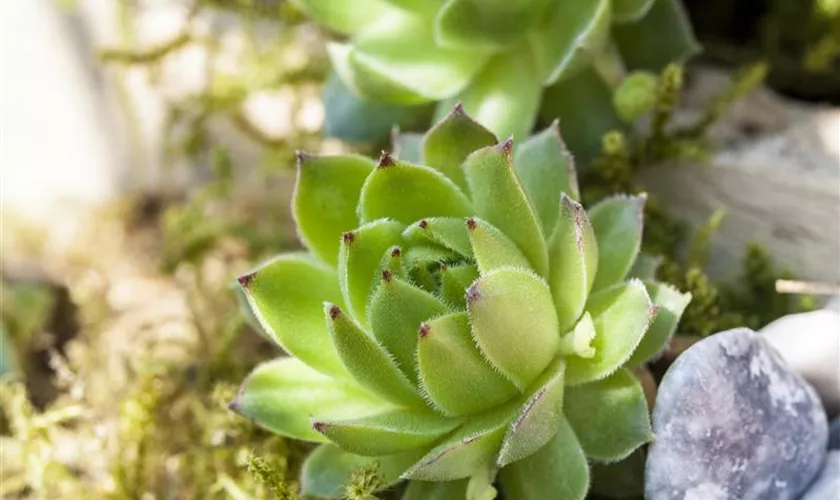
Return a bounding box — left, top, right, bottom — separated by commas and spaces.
295, 150, 320, 167
377, 151, 397, 168
419, 219, 428, 229
342, 231, 356, 245
466, 283, 480, 303
381, 269, 393, 282
391, 247, 401, 257
328, 304, 342, 321
501, 137, 514, 156
312, 421, 327, 434
237, 272, 255, 289
419, 322, 431, 339
453, 101, 465, 115
466, 217, 477, 231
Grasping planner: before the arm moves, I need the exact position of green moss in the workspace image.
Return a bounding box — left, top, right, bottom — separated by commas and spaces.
344, 463, 384, 500
583, 63, 815, 338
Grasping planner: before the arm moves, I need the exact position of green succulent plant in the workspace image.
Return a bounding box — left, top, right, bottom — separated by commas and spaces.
303, 0, 699, 157
231, 107, 691, 499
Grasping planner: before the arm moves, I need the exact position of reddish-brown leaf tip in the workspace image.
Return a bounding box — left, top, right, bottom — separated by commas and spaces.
343, 231, 356, 245
377, 150, 397, 168
312, 422, 328, 433
419, 219, 428, 229
500, 137, 514, 157
466, 217, 477, 231
296, 150, 315, 167
237, 272, 256, 289
227, 400, 240, 412
382, 269, 393, 282
391, 247, 402, 257
329, 304, 342, 321
466, 283, 481, 303
453, 101, 465, 115
419, 322, 431, 339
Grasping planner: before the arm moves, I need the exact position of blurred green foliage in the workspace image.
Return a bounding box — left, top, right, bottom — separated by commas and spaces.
685, 0, 840, 101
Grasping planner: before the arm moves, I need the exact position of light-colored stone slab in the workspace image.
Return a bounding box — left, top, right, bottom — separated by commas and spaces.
640, 68, 840, 284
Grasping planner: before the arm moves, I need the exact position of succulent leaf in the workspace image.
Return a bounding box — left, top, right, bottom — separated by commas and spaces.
422, 104, 498, 191
338, 219, 405, 327
499, 417, 590, 500
565, 280, 655, 384
369, 274, 450, 382
326, 303, 426, 408
614, 0, 700, 70
380, 246, 407, 280
313, 409, 462, 457
323, 73, 420, 144
513, 122, 580, 235
231, 358, 392, 443
237, 254, 348, 378
612, 0, 657, 23
530, 0, 612, 85
498, 357, 566, 466
559, 312, 597, 358
403, 403, 517, 481
403, 218, 473, 257
301, 444, 428, 499
234, 108, 691, 495
547, 195, 599, 333
401, 479, 469, 499
440, 264, 479, 308
417, 312, 519, 416
625, 281, 691, 366
467, 217, 533, 274
463, 141, 549, 275
628, 252, 663, 280
467, 268, 560, 390
359, 154, 472, 224
539, 66, 626, 161
293, 153, 374, 266
294, 0, 398, 35
338, 10, 491, 104
435, 0, 555, 50
442, 47, 542, 142
564, 368, 653, 461
379, 0, 444, 16
588, 194, 645, 291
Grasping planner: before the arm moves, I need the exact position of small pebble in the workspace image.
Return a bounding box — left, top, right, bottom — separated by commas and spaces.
799, 451, 839, 500
760, 310, 840, 416
646, 328, 828, 500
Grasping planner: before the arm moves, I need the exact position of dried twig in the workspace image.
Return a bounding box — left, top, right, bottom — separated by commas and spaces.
775, 279, 840, 296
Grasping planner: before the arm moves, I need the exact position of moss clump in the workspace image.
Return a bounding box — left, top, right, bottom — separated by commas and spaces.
583, 63, 815, 338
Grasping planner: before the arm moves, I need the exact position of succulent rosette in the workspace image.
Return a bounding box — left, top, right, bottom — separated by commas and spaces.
304, 0, 698, 155
231, 107, 690, 499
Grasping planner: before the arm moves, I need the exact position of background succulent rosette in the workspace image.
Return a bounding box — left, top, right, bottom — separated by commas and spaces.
232, 107, 690, 499
305, 0, 698, 157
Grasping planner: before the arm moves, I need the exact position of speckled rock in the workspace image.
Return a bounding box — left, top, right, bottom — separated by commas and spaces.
646, 328, 828, 500
760, 309, 840, 417
799, 451, 839, 500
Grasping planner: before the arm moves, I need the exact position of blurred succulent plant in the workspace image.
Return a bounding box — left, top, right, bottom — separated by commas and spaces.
303, 0, 699, 157
231, 107, 690, 499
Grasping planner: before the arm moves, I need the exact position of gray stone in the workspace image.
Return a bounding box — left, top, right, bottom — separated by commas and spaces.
646, 328, 828, 500
830, 418, 840, 450
760, 310, 840, 417
800, 451, 839, 500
